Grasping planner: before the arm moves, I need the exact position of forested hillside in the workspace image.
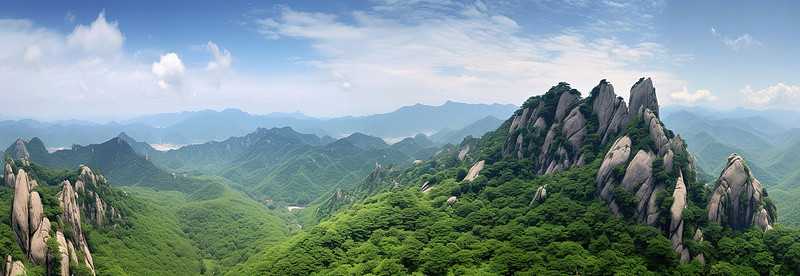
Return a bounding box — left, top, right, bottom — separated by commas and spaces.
131, 127, 436, 205
2, 138, 295, 275
235, 79, 800, 275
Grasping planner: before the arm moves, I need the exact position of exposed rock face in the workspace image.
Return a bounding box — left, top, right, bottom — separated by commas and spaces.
11, 169, 30, 254
644, 109, 670, 156
628, 77, 659, 119
6, 256, 25, 276
59, 179, 97, 275
555, 90, 579, 122
29, 217, 50, 265
446, 196, 458, 206
530, 185, 547, 205
28, 191, 43, 236
621, 150, 658, 225
502, 79, 643, 176
464, 160, 485, 181
4, 164, 14, 187
668, 172, 689, 263
8, 139, 30, 159
596, 136, 632, 214
707, 153, 775, 231
57, 231, 70, 276
563, 108, 587, 150
591, 80, 630, 144
693, 229, 706, 264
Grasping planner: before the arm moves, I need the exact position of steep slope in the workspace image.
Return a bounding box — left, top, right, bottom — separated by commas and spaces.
236, 78, 798, 276
4, 138, 293, 275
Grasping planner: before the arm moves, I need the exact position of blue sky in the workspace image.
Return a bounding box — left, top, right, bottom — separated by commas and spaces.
1, 0, 798, 120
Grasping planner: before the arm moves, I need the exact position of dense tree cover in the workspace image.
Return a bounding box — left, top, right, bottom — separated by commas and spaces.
238, 153, 800, 275
4, 152, 296, 275
234, 93, 800, 275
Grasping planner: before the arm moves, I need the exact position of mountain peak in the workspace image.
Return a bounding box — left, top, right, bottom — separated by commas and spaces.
628, 77, 658, 119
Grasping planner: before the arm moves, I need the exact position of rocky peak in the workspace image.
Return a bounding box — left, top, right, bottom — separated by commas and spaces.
590, 80, 630, 143
628, 77, 659, 119
8, 139, 30, 159
707, 153, 776, 231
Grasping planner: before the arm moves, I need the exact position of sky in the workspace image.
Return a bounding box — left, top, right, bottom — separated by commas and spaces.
1, 0, 798, 121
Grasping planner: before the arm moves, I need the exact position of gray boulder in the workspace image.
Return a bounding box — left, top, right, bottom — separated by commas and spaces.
669, 172, 688, 262
628, 77, 659, 119
6, 257, 25, 276
4, 164, 14, 188
447, 196, 458, 206
57, 231, 70, 276
29, 217, 50, 265
28, 191, 43, 235
11, 169, 30, 253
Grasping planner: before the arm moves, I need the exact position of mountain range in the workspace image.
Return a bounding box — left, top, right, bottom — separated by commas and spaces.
1, 78, 799, 275
0, 101, 516, 149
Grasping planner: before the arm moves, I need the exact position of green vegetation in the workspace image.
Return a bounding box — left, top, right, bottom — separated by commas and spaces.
4, 137, 296, 275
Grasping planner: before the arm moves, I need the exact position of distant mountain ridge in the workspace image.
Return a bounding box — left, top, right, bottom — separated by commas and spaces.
1, 101, 517, 148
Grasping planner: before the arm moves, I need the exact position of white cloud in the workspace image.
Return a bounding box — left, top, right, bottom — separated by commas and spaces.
152, 53, 185, 89
66, 11, 125, 57
253, 2, 687, 108
710, 27, 764, 50
740, 83, 800, 106
670, 87, 717, 103
204, 41, 232, 88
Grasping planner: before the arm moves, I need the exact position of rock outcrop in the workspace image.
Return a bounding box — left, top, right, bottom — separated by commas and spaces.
446, 196, 458, 206
28, 191, 43, 237
530, 185, 547, 205
707, 153, 776, 231
591, 80, 630, 144
4, 164, 14, 187
669, 172, 689, 263
7, 139, 30, 159
57, 231, 70, 276
693, 229, 706, 264
628, 77, 659, 120
11, 169, 30, 254
464, 160, 485, 181
596, 136, 632, 215
29, 217, 50, 265
4, 255, 25, 276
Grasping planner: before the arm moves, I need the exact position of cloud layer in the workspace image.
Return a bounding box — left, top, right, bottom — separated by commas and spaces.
670, 87, 717, 103
254, 1, 688, 108
740, 83, 800, 106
